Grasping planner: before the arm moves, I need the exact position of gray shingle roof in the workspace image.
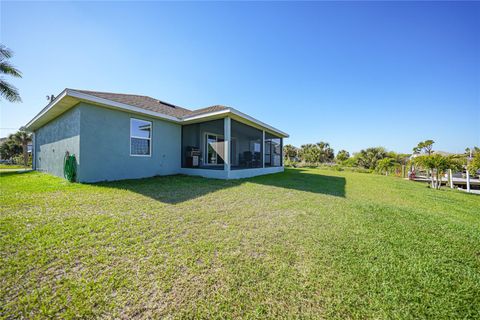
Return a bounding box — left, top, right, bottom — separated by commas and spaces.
74, 89, 228, 119
184, 105, 229, 118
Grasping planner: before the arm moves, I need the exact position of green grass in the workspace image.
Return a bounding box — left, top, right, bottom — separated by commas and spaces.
0, 164, 29, 170
1, 168, 479, 319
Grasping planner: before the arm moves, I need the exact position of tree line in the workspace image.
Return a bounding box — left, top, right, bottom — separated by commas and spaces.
0, 130, 32, 167
283, 142, 410, 174
283, 140, 480, 187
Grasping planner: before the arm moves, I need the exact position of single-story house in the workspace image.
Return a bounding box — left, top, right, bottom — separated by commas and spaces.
25, 89, 288, 182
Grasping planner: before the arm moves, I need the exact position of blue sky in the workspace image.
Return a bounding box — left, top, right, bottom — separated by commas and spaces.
1, 1, 479, 154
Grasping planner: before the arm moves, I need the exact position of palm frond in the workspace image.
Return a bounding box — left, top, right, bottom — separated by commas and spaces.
0, 80, 22, 102
0, 45, 13, 60
13, 131, 32, 144
0, 61, 22, 78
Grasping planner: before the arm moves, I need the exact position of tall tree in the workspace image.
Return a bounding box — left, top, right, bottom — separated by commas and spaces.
298, 144, 320, 163
298, 142, 335, 164
0, 44, 22, 102
414, 140, 435, 155
467, 153, 480, 176
390, 152, 410, 166
413, 140, 435, 178
336, 150, 350, 162
376, 158, 396, 176
316, 141, 335, 163
12, 131, 31, 167
412, 146, 421, 155
283, 144, 298, 162
355, 147, 387, 169
422, 140, 435, 155
0, 136, 22, 160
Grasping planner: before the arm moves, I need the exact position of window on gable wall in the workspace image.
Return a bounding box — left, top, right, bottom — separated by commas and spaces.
130, 118, 152, 156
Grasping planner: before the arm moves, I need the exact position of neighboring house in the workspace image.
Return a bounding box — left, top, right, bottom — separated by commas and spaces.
25, 89, 288, 182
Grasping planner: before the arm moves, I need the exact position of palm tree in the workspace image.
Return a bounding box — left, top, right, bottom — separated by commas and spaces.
376, 157, 396, 175
283, 144, 298, 162
465, 147, 473, 160
316, 141, 335, 163
336, 150, 350, 162
12, 131, 31, 167
0, 44, 22, 102
0, 137, 22, 160
356, 147, 387, 169
413, 154, 461, 189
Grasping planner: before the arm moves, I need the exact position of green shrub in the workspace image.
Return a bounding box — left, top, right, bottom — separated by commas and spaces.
342, 167, 373, 174
284, 158, 298, 168
11, 154, 32, 167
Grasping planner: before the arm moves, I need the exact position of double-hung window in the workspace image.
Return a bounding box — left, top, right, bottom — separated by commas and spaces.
130, 118, 152, 156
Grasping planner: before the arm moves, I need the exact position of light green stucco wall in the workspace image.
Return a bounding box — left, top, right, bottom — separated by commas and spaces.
34, 107, 81, 179
34, 103, 182, 182
78, 103, 182, 182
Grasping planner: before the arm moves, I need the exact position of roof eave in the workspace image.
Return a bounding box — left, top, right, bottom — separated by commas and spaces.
229, 107, 289, 138
25, 89, 182, 131
25, 89, 69, 130
182, 108, 289, 138
25, 89, 289, 138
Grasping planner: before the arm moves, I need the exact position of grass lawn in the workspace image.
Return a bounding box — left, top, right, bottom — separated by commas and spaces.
1, 168, 479, 319
0, 164, 30, 170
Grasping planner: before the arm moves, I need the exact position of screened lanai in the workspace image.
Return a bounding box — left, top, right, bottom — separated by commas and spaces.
181, 119, 225, 169
181, 117, 283, 172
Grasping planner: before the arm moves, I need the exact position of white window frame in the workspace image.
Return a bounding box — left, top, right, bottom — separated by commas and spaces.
130, 118, 152, 157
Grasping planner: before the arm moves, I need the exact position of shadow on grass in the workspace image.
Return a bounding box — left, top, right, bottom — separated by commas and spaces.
250, 168, 346, 198
94, 168, 346, 204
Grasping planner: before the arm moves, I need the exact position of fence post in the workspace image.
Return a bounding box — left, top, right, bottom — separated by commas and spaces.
449, 169, 454, 188
466, 170, 471, 193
